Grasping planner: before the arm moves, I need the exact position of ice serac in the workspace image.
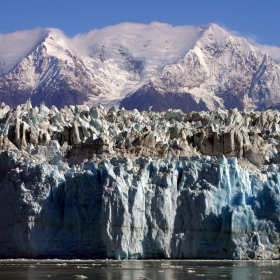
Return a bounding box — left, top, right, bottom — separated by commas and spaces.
1, 103, 280, 259
120, 24, 280, 113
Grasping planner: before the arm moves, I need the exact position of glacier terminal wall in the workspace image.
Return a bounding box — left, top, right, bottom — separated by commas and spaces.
0, 103, 280, 259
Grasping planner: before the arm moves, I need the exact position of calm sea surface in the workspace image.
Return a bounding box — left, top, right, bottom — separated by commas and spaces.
0, 259, 279, 280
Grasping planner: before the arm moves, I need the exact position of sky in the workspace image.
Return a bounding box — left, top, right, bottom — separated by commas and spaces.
0, 0, 279, 43
0, 0, 279, 49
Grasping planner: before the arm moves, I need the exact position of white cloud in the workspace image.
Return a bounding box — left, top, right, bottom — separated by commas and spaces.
248, 41, 280, 61
66, 22, 203, 64
0, 23, 204, 74
0, 28, 49, 73
221, 26, 280, 62
1, 22, 280, 75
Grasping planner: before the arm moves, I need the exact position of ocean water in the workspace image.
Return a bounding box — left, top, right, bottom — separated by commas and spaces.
0, 259, 279, 280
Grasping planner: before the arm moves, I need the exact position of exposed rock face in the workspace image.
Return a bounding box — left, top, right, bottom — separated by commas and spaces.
1, 103, 280, 259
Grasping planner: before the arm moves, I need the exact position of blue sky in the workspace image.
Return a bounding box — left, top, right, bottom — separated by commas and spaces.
0, 0, 279, 46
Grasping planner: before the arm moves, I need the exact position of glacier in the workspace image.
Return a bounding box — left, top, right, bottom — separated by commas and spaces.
0, 102, 280, 259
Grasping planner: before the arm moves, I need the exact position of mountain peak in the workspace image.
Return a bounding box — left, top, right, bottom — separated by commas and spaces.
120, 23, 280, 113
207, 23, 224, 30
194, 22, 256, 56
0, 28, 49, 74
40, 30, 76, 63
199, 23, 232, 44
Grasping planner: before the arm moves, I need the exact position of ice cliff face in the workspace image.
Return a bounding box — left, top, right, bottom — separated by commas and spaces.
1, 103, 280, 259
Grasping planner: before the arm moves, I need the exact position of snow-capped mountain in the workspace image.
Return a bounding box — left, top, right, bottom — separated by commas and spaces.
120, 24, 280, 112
0, 23, 280, 111
0, 32, 110, 108
0, 23, 202, 108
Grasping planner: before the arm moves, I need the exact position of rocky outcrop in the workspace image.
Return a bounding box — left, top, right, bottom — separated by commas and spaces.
1, 103, 280, 259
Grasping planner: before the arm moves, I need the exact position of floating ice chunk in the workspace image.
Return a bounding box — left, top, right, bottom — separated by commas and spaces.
260, 271, 273, 274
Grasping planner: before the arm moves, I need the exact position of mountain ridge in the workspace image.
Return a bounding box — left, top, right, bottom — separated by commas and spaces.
0, 23, 280, 112
120, 23, 280, 112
